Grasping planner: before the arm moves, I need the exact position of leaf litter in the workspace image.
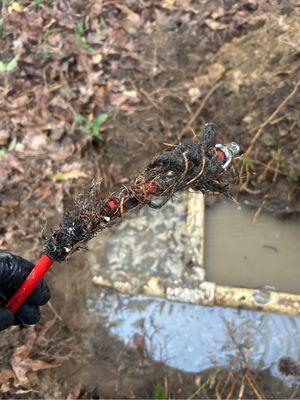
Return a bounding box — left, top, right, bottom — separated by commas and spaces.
0, 0, 300, 398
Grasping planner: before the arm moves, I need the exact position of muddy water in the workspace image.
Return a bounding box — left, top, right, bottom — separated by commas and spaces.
205, 200, 300, 294
90, 292, 300, 382
87, 196, 300, 385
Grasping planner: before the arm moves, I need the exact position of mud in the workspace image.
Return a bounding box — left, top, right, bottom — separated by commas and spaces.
1, 1, 300, 398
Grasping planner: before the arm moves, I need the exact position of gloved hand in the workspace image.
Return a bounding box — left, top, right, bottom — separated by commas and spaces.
0, 252, 50, 331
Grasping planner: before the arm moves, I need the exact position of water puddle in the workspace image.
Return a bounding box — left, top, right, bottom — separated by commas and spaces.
88, 291, 300, 382
205, 200, 300, 294
87, 196, 300, 385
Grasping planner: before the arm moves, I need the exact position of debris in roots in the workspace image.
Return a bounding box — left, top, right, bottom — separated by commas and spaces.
45, 123, 237, 262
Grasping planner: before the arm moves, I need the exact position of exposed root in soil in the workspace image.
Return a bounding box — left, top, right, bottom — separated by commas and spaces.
240, 79, 300, 198
45, 123, 235, 262
245, 79, 300, 156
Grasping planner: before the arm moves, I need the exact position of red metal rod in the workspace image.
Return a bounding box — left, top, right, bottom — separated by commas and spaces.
6, 254, 54, 314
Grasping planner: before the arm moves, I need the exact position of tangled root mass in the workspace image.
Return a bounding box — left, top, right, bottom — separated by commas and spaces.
45, 123, 233, 262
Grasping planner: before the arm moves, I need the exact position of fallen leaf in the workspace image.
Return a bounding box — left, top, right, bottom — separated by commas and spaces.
10, 327, 60, 387
23, 132, 48, 150
47, 138, 75, 161
5, 154, 24, 173
8, 137, 17, 152
53, 169, 88, 182
188, 87, 202, 103
8, 1, 23, 13
208, 63, 226, 83
0, 369, 15, 392
123, 13, 142, 35
0, 55, 20, 73
123, 90, 138, 97
211, 7, 225, 20
92, 54, 102, 64
117, 4, 142, 35
161, 0, 177, 10
0, 130, 9, 145
110, 91, 140, 108
205, 19, 227, 30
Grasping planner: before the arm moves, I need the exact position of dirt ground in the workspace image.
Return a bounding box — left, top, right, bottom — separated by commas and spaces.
1, 0, 300, 398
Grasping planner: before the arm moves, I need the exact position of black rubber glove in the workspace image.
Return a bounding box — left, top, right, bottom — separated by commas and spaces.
0, 252, 50, 331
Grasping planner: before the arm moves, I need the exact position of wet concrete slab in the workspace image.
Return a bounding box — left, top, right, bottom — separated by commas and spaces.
89, 192, 206, 300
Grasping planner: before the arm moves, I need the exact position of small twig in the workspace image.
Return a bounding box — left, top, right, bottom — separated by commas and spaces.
257, 158, 275, 183
180, 82, 222, 138
47, 301, 63, 322
252, 206, 262, 223
253, 192, 270, 223
246, 79, 300, 155
226, 379, 237, 400
223, 370, 234, 396
245, 370, 266, 400
186, 155, 206, 186
237, 376, 245, 400
188, 369, 221, 400
140, 88, 161, 111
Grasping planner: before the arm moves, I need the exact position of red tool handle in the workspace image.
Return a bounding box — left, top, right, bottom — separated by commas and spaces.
5, 254, 54, 314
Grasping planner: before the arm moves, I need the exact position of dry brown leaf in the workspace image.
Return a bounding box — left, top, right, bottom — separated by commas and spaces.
47, 139, 75, 162
10, 327, 60, 387
205, 19, 227, 30
208, 63, 226, 83
178, 0, 198, 12
161, 0, 177, 10
53, 169, 88, 182
122, 13, 142, 35
117, 4, 142, 35
11, 95, 30, 108
92, 54, 102, 64
0, 369, 15, 392
188, 87, 202, 103
23, 132, 48, 151
5, 154, 24, 173
0, 130, 9, 145
211, 7, 225, 20
110, 90, 140, 108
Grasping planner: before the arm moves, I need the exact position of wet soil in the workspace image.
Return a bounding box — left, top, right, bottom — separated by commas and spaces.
1, 0, 300, 398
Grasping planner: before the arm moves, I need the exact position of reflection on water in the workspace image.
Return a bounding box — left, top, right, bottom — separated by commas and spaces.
88, 198, 300, 384
89, 291, 300, 384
